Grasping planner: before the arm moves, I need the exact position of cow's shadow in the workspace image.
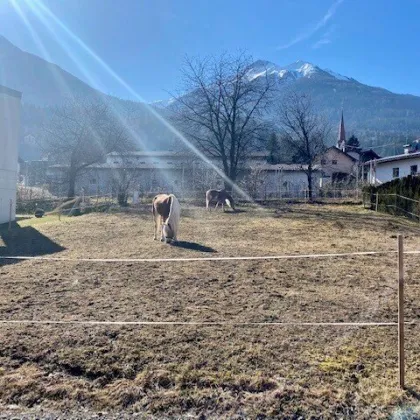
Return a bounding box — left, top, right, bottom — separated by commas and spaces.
0, 222, 65, 266
172, 241, 217, 253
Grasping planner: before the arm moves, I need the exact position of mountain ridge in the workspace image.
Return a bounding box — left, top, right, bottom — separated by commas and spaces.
1, 35, 420, 159
0, 35, 103, 106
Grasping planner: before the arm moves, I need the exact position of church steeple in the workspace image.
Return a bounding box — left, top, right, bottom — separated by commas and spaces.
337, 110, 346, 152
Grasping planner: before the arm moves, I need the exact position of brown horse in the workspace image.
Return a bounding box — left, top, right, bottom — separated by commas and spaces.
205, 189, 235, 212
152, 194, 181, 243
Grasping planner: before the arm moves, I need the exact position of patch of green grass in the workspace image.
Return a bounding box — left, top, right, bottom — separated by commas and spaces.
17, 215, 71, 228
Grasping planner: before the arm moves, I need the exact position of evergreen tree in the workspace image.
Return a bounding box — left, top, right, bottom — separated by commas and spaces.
347, 134, 362, 153
267, 132, 281, 164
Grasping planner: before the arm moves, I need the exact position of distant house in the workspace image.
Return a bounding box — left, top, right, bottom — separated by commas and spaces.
44, 111, 363, 198
318, 147, 357, 185
365, 142, 420, 185
47, 151, 196, 196
315, 111, 358, 186
0, 85, 21, 224
46, 150, 324, 198
243, 163, 322, 199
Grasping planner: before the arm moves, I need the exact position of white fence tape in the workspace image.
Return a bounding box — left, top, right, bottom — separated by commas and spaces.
0, 249, 412, 263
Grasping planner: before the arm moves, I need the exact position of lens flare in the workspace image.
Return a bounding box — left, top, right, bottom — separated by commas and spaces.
9, 0, 73, 96
22, 0, 258, 203
13, 0, 177, 190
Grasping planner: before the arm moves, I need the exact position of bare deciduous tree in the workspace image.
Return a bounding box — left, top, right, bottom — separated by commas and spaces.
41, 98, 133, 198
171, 53, 274, 190
109, 155, 142, 206
241, 165, 269, 200
278, 92, 330, 200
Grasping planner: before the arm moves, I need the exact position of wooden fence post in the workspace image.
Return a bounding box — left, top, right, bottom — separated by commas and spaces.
395, 193, 398, 216
398, 234, 405, 389
375, 193, 379, 212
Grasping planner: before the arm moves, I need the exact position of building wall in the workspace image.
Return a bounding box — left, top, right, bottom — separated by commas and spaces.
76, 168, 189, 196
247, 170, 321, 199
0, 88, 21, 224
47, 164, 321, 199
47, 167, 194, 197
373, 157, 420, 184
320, 148, 355, 177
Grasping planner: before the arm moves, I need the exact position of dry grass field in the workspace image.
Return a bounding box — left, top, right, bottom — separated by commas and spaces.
0, 203, 419, 419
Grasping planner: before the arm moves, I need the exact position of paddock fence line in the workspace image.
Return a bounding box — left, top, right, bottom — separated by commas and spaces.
14, 191, 365, 221
15, 193, 125, 221
364, 192, 420, 222
0, 235, 420, 389
3, 248, 420, 263
0, 236, 417, 389
16, 187, 363, 210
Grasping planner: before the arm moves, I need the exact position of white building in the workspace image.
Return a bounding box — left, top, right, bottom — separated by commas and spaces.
46, 151, 325, 198
365, 143, 420, 185
244, 163, 321, 199
0, 85, 22, 224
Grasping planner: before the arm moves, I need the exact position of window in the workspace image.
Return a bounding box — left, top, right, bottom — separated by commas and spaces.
410, 165, 418, 175
90, 178, 97, 185
332, 160, 337, 165
393, 168, 399, 178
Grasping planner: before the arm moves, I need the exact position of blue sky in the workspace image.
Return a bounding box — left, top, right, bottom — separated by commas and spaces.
1, 0, 420, 102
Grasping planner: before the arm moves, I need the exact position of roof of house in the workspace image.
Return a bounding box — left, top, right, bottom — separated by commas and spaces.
360, 149, 381, 159
324, 146, 357, 162
107, 151, 189, 158
48, 162, 320, 172
107, 151, 270, 159
246, 163, 319, 171
0, 84, 22, 99
365, 151, 420, 165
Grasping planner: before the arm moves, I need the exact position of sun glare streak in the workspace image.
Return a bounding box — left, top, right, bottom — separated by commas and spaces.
25, 0, 257, 203
9, 0, 74, 96
21, 0, 192, 191
12, 0, 138, 190
17, 0, 178, 190
20, 1, 146, 147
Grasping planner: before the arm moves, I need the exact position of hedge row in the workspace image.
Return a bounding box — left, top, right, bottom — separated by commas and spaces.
363, 175, 420, 220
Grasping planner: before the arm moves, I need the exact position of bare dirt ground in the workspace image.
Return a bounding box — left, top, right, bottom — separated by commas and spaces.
0, 203, 419, 419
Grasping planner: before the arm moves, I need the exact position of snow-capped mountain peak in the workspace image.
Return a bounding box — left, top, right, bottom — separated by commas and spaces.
247, 59, 353, 83
283, 60, 316, 73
